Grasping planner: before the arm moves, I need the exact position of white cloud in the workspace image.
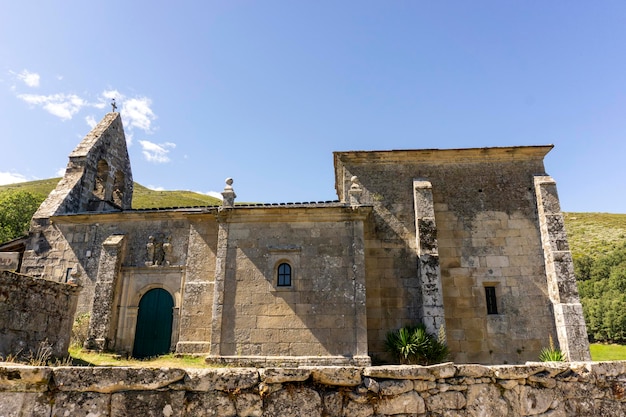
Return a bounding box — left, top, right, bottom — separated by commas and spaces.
94, 89, 124, 110
102, 89, 123, 100
139, 140, 176, 163
17, 70, 40, 87
11, 80, 158, 146
18, 93, 86, 120
55, 168, 66, 177
147, 185, 165, 191
191, 190, 223, 200
205, 191, 224, 200
122, 97, 156, 132
85, 115, 97, 128
125, 131, 134, 146
0, 172, 29, 185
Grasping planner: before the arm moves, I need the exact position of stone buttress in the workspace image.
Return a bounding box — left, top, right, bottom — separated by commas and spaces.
534, 176, 591, 361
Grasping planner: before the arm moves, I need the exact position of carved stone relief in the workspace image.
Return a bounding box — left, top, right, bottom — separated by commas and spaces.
145, 234, 175, 266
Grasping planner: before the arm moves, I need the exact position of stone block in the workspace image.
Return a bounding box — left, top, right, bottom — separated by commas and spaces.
53, 367, 186, 393
0, 392, 51, 416
111, 390, 185, 417
425, 391, 466, 411
375, 391, 425, 415
259, 368, 311, 384
183, 368, 259, 392
305, 366, 363, 387
263, 386, 322, 417
51, 391, 110, 417
378, 379, 413, 396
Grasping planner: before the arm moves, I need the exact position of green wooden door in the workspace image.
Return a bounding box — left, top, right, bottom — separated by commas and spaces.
132, 288, 174, 358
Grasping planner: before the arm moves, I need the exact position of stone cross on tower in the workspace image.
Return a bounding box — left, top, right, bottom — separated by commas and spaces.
111, 99, 117, 112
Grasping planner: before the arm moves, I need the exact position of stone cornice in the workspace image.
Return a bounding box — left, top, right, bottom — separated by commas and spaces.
49, 205, 372, 224
334, 145, 553, 165
333, 145, 554, 202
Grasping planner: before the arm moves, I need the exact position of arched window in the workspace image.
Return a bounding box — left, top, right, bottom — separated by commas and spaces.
277, 263, 292, 287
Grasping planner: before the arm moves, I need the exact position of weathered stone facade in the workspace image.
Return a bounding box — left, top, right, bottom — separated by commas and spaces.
0, 270, 79, 359
16, 112, 590, 364
334, 148, 590, 363
1, 361, 625, 416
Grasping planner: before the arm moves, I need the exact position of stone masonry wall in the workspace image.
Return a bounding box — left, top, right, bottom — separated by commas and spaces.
30, 112, 132, 219
1, 361, 625, 416
0, 271, 79, 359
334, 147, 564, 364
208, 206, 369, 361
22, 212, 193, 315
177, 215, 219, 354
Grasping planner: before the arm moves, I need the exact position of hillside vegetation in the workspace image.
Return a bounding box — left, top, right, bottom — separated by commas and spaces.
0, 178, 220, 211
2, 179, 626, 344
131, 183, 220, 208
564, 212, 626, 259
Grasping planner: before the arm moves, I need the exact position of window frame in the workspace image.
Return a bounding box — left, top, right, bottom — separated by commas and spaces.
267, 246, 301, 292
485, 285, 498, 315
277, 262, 292, 287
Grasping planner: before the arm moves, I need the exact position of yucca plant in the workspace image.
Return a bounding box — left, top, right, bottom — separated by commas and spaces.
539, 335, 566, 362
386, 323, 449, 365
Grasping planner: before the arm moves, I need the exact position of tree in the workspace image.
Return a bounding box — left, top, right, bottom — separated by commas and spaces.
576, 241, 626, 343
0, 191, 42, 243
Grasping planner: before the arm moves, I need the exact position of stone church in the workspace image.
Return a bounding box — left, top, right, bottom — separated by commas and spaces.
18, 112, 590, 365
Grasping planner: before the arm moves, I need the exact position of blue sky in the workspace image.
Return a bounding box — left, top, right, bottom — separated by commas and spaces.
1, 2, 625, 213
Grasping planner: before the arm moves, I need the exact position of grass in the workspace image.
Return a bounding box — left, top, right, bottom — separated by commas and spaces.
131, 183, 220, 209
63, 344, 626, 365
67, 346, 210, 368
589, 343, 626, 361
563, 212, 626, 259
0, 177, 61, 198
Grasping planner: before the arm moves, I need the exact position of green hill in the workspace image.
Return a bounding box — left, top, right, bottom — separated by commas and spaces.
0, 178, 221, 210
564, 212, 626, 259
0, 178, 61, 199
131, 183, 220, 208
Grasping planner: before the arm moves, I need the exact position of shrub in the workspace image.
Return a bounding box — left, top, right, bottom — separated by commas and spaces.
539, 335, 566, 362
385, 323, 449, 365
71, 313, 91, 348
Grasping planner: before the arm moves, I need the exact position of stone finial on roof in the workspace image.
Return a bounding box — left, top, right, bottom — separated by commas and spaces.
221, 177, 236, 208
349, 175, 363, 207
111, 98, 117, 112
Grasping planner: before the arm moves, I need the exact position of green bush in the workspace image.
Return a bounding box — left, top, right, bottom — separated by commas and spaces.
385, 323, 449, 365
71, 313, 91, 348
539, 335, 565, 362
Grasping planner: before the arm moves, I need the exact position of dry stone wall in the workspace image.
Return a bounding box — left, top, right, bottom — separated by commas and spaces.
1, 362, 625, 416
0, 271, 79, 359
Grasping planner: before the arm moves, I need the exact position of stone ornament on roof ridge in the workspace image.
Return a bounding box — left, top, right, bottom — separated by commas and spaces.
221, 177, 236, 208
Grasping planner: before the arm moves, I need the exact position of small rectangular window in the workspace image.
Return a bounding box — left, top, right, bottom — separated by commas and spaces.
65, 268, 73, 283
277, 263, 292, 287
485, 286, 498, 315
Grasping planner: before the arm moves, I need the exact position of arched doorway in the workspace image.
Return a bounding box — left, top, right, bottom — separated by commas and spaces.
132, 288, 174, 358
